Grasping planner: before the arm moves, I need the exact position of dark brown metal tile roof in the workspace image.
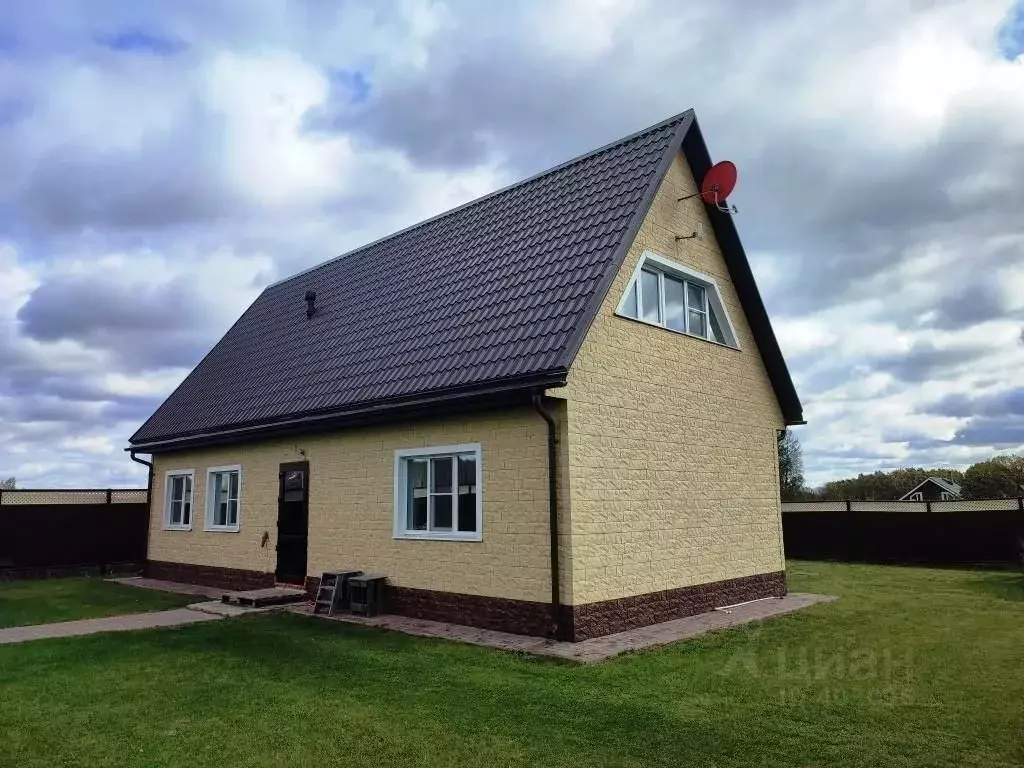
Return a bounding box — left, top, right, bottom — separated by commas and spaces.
131, 112, 696, 446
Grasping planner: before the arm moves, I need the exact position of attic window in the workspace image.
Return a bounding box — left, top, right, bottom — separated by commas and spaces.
617, 251, 738, 348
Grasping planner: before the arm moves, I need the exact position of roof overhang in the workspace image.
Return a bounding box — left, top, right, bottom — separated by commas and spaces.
127, 371, 567, 454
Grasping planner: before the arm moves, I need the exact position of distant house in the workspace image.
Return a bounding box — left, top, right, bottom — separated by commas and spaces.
128, 110, 803, 642
899, 478, 963, 502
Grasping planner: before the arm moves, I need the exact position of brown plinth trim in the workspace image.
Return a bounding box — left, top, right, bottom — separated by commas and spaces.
387, 585, 553, 638
205, 568, 785, 641
563, 571, 787, 641
309, 570, 784, 641
145, 560, 275, 592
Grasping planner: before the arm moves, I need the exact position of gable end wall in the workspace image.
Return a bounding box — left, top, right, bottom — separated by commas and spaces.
560, 150, 786, 606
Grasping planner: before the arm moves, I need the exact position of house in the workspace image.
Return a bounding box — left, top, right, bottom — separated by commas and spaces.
128, 110, 803, 641
899, 477, 963, 502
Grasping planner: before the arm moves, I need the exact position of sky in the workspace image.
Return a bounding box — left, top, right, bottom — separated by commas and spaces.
1, 0, 1023, 489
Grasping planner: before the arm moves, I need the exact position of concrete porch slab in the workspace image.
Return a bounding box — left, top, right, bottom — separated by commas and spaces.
292, 592, 836, 663
187, 600, 286, 617
221, 586, 306, 608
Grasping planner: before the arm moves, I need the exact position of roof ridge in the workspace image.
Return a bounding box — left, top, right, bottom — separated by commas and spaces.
266, 109, 694, 289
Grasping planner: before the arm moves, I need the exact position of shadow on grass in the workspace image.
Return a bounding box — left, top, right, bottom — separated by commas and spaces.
960, 570, 1024, 602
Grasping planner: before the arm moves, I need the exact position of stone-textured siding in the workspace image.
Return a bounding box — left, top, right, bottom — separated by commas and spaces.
148, 405, 570, 603
558, 150, 787, 606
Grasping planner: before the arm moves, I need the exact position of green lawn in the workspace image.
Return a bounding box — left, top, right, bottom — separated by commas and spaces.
0, 563, 1021, 768
0, 577, 195, 628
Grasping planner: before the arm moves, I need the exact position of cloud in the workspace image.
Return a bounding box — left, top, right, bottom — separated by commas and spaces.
1, 0, 1023, 487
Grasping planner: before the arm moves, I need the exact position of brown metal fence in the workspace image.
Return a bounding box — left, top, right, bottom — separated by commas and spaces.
782, 498, 1024, 566
0, 488, 149, 579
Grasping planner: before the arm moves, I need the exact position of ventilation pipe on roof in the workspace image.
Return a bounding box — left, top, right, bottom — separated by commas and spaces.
305, 290, 317, 319
532, 391, 562, 640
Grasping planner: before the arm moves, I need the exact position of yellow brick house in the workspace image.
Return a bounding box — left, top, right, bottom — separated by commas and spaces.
128, 110, 803, 641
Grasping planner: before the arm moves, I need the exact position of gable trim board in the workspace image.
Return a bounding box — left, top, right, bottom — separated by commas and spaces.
128, 109, 801, 455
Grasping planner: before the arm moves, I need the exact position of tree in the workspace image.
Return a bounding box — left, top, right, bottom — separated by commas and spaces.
778, 432, 807, 501
818, 467, 966, 501
961, 454, 1024, 499
0, 477, 14, 490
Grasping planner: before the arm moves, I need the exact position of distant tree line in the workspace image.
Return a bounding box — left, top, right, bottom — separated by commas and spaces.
0, 477, 14, 490
777, 435, 1024, 501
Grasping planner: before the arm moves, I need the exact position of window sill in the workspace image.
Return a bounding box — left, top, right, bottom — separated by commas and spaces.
163, 524, 192, 532
393, 531, 482, 543
613, 311, 741, 351
203, 526, 240, 533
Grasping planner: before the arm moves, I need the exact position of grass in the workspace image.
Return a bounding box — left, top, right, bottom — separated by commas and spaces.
0, 562, 1022, 767
0, 577, 195, 628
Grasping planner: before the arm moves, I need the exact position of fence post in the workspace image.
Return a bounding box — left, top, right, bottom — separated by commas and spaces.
105, 488, 112, 505
926, 500, 931, 513
845, 499, 852, 512
1018, 497, 1023, 512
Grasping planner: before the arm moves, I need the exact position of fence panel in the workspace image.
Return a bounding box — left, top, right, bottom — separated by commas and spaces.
783, 498, 1024, 566
850, 500, 928, 513
781, 501, 848, 513
0, 488, 149, 576
931, 498, 1021, 512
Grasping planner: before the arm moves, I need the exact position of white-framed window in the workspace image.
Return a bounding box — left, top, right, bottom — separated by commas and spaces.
205, 465, 242, 532
393, 444, 482, 541
163, 470, 194, 530
617, 250, 739, 348
940, 491, 954, 501
908, 491, 923, 501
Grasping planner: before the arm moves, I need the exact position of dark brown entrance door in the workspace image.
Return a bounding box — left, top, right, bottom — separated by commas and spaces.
276, 461, 309, 585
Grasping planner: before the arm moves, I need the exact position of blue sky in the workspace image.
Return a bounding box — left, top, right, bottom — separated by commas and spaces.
999, 1, 1024, 58
96, 29, 187, 56
0, 0, 1023, 487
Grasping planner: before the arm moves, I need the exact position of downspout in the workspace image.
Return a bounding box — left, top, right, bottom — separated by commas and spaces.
130, 451, 154, 575
532, 392, 561, 639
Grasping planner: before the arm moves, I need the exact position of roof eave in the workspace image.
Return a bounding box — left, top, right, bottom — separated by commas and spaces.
127, 370, 568, 454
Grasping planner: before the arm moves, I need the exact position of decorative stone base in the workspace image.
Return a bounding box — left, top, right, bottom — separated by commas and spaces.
157, 563, 785, 641
389, 586, 554, 637
145, 560, 275, 592
563, 571, 787, 641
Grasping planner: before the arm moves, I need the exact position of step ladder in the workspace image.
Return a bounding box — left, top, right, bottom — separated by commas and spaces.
313, 570, 362, 616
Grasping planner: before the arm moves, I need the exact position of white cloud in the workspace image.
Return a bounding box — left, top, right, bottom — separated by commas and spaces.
206, 51, 356, 208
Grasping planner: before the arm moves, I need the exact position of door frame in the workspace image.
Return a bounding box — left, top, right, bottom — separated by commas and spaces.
275, 460, 310, 585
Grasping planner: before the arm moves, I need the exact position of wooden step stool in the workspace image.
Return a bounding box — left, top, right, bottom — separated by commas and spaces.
313, 570, 363, 615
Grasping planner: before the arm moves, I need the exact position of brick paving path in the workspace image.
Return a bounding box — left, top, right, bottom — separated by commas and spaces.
0, 609, 222, 645
293, 592, 836, 663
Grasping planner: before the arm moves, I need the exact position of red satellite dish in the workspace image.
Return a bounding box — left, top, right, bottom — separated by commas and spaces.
701, 160, 737, 205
